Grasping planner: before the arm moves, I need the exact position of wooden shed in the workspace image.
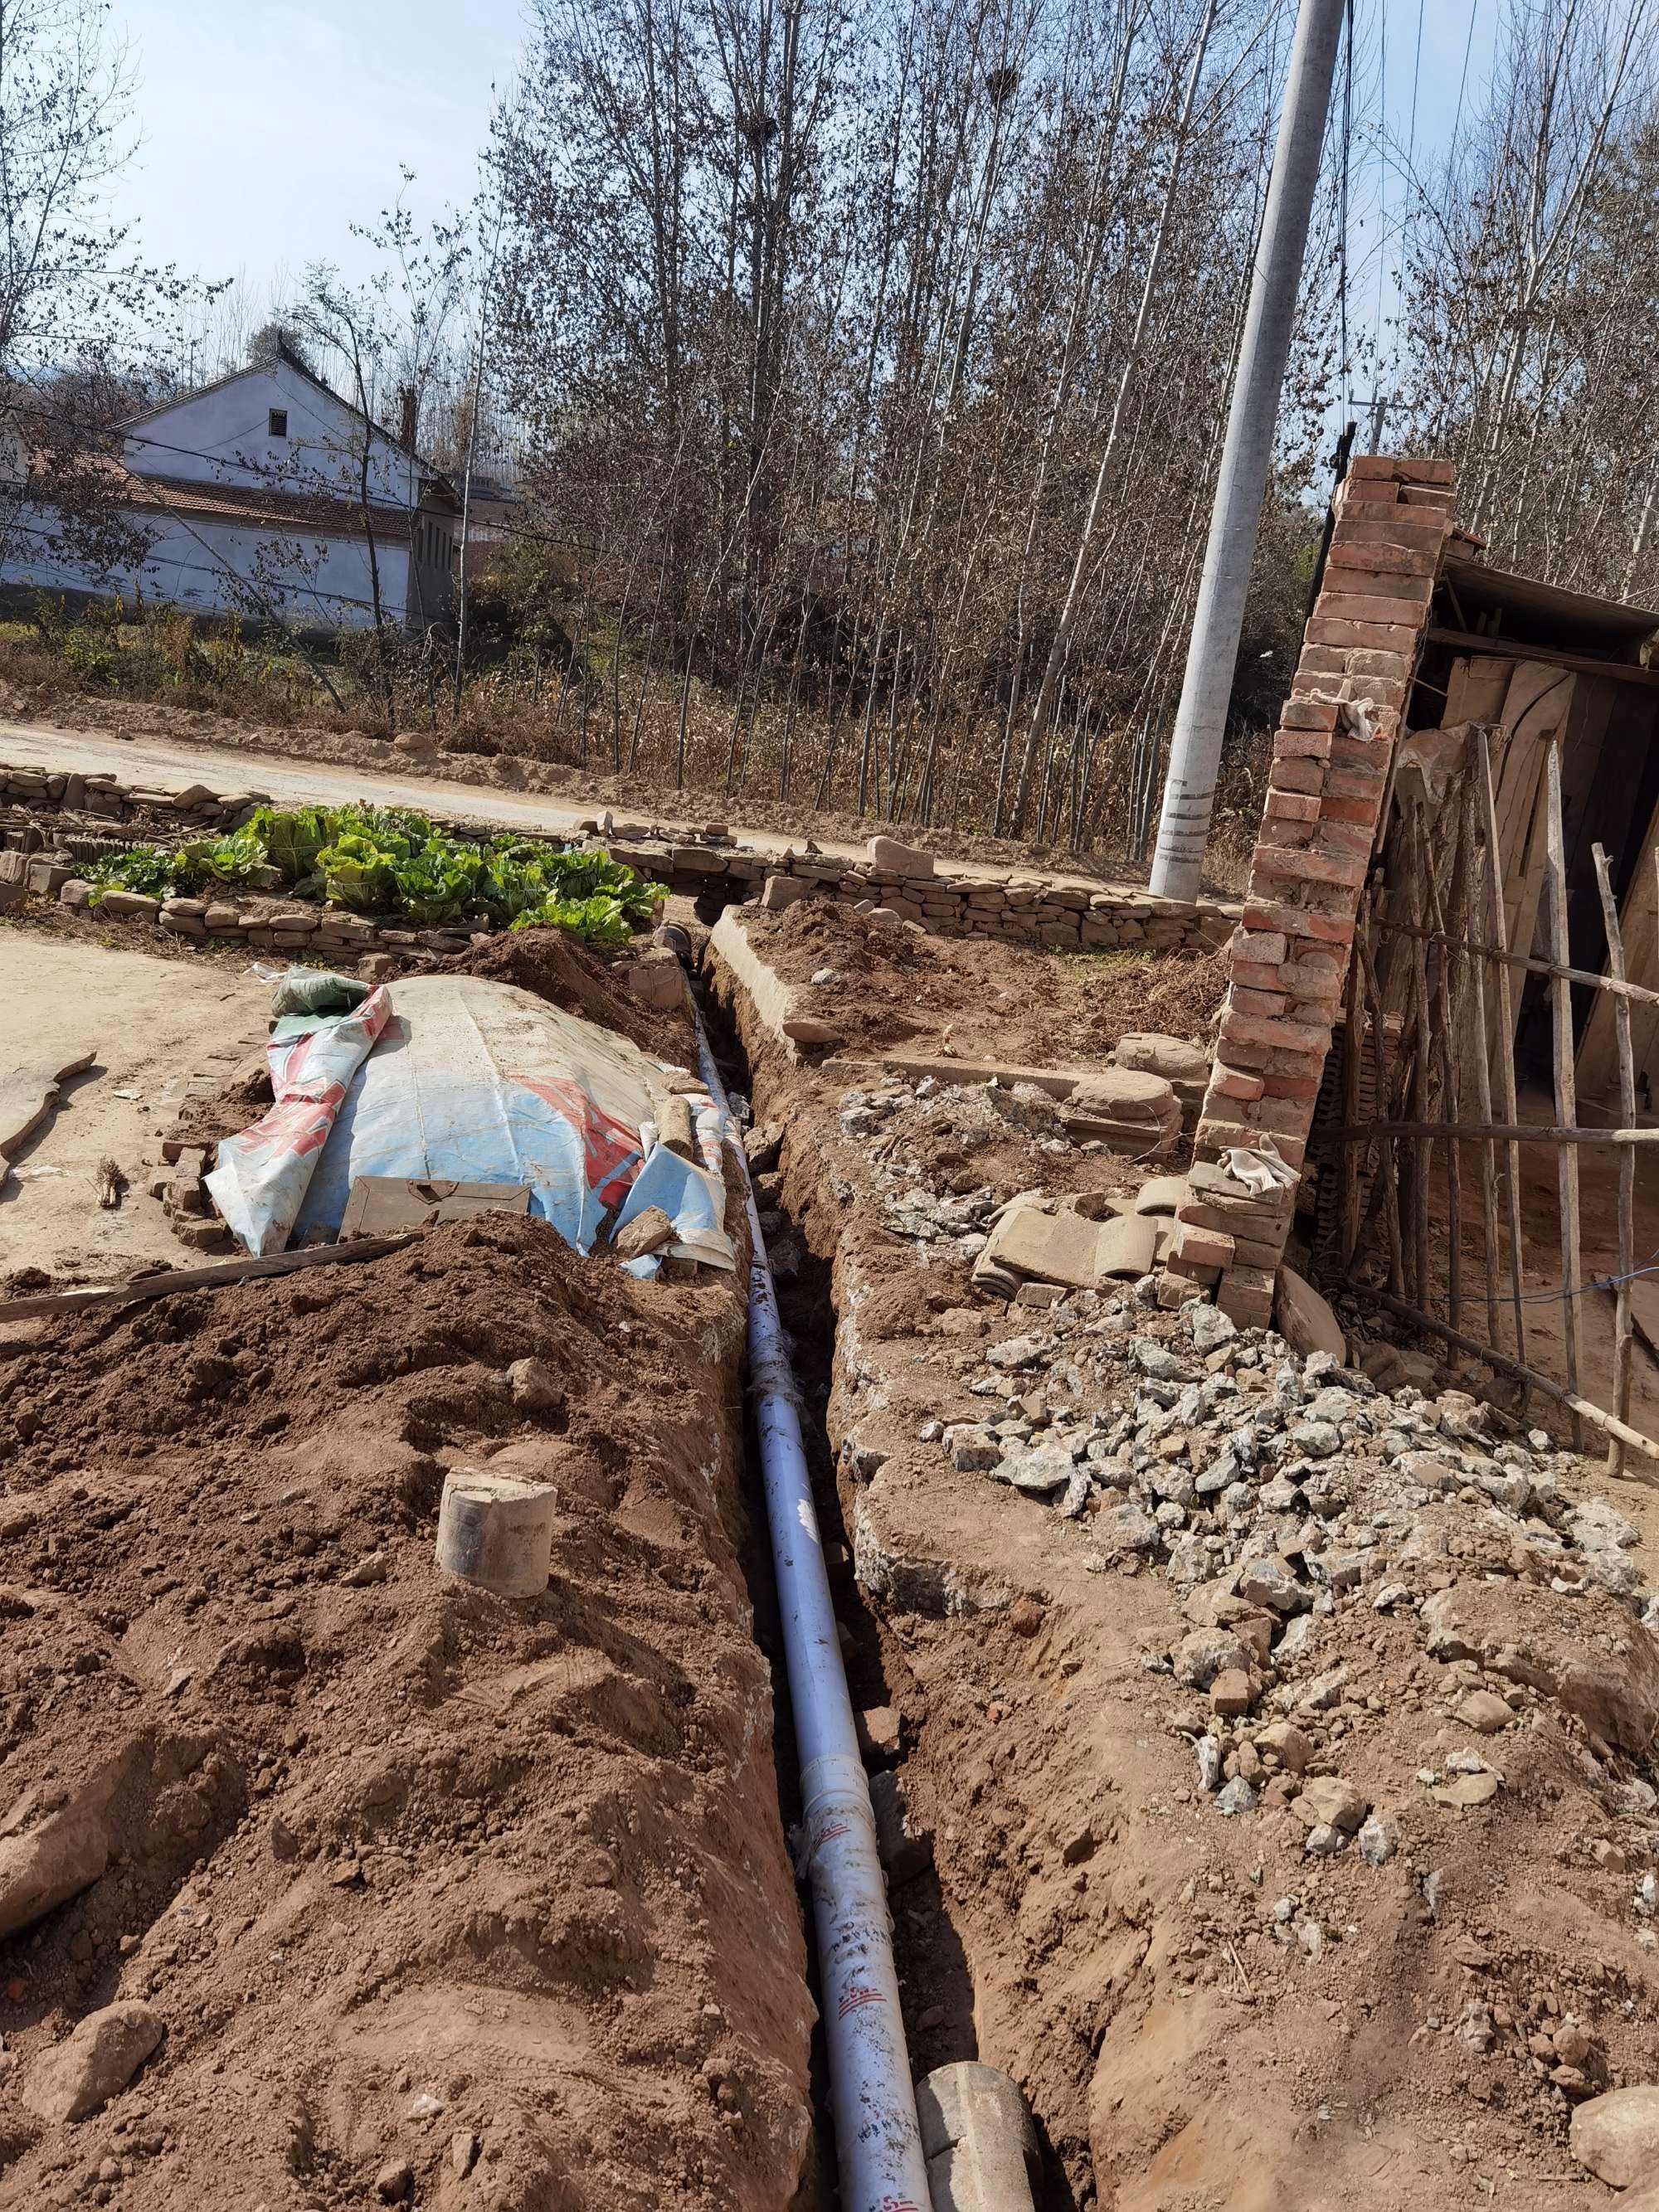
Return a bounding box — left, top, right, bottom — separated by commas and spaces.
1405, 547, 1659, 1111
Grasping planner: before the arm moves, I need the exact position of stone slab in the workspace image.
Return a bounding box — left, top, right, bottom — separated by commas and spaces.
0, 1047, 97, 1164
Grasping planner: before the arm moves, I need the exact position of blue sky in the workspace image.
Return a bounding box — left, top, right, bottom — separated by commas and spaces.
111, 0, 1500, 314
114, 0, 523, 300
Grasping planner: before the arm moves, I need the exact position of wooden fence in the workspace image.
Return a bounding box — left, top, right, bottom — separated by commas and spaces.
1311, 723, 1659, 1471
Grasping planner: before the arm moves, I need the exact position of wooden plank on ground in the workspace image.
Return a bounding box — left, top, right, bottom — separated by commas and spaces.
0, 1233, 421, 1323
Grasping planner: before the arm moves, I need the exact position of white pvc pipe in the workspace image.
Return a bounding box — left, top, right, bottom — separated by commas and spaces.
694, 1015, 932, 2212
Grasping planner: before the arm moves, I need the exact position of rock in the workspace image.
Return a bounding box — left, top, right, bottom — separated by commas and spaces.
1303, 1822, 1347, 1856
1570, 1498, 1638, 1554
869, 1769, 932, 1884
450, 2131, 480, 2180
1432, 1771, 1501, 1809
612, 1205, 676, 1261
868, 834, 935, 877
1196, 1735, 1224, 1791
946, 1424, 1002, 1473
1570, 2086, 1659, 2189
0, 1769, 119, 1941
997, 1446, 1076, 1497
986, 1333, 1048, 1371
1357, 1811, 1399, 1865
1174, 1629, 1250, 1690
1209, 1668, 1254, 1719
507, 1357, 562, 1412
1215, 1777, 1258, 1817
1187, 1303, 1236, 1354
23, 2001, 163, 2122
1094, 1502, 1161, 1558
374, 2158, 414, 2202
1131, 1337, 1186, 1380
1454, 1690, 1513, 1735
624, 948, 684, 1010
1255, 1721, 1311, 1774
1291, 1777, 1368, 1833
1290, 1419, 1340, 1459
1275, 1266, 1346, 1360
760, 873, 808, 912
1237, 1554, 1311, 1616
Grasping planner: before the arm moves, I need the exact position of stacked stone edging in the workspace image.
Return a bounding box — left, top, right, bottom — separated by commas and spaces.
0, 761, 1238, 958
1165, 453, 1457, 1329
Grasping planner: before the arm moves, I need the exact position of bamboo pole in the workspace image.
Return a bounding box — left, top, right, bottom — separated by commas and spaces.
1368, 917, 1659, 1008
1337, 896, 1364, 1267
1356, 925, 1405, 1296
1415, 809, 1442, 1309
1544, 741, 1584, 1447
1475, 726, 1530, 1379
1331, 1120, 1659, 1145
1593, 840, 1638, 1476
1458, 767, 1503, 1344
1422, 795, 1467, 1334
1368, 1291, 1659, 1473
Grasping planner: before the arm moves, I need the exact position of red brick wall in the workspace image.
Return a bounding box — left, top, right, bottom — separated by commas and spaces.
1165, 454, 1457, 1328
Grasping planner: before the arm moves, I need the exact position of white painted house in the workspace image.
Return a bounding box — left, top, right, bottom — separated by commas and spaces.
2, 345, 460, 634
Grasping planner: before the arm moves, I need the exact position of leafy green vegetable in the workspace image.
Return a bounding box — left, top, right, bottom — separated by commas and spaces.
77, 804, 665, 950
251, 804, 333, 886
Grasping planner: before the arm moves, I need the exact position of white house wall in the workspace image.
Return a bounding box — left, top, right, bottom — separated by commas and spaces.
123, 360, 422, 510
1, 504, 415, 632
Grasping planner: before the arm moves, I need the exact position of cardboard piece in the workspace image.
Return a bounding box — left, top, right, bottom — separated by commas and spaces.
338, 1177, 532, 1239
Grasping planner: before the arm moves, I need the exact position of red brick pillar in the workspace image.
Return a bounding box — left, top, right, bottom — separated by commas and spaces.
1165, 454, 1457, 1327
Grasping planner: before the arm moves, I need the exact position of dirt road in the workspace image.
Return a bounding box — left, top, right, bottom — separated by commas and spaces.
0, 931, 268, 1283
0, 715, 1151, 895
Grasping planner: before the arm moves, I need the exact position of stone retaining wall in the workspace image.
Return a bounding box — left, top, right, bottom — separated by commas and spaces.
0, 760, 1239, 958
1164, 453, 1456, 1328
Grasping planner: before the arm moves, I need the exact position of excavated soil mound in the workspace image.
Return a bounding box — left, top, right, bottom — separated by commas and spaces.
754, 1055, 1659, 2210
746, 900, 1227, 1067
0, 1212, 815, 2209
418, 928, 689, 1063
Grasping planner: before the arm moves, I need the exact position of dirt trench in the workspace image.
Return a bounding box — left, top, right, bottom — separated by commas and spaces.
712, 907, 1659, 2212
0, 945, 823, 2209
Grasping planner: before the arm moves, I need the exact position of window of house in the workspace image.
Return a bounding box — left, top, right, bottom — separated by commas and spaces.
268, 409, 288, 439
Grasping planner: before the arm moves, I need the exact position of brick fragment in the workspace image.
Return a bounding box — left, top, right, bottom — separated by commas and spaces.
1280, 698, 1339, 731
1230, 985, 1289, 1018
1243, 900, 1355, 946
1269, 756, 1326, 796
1266, 790, 1321, 825
1171, 1224, 1235, 1271
1274, 727, 1334, 761
1320, 591, 1433, 628
1211, 1063, 1266, 1102
1252, 843, 1369, 891
1220, 1009, 1331, 1056
1233, 929, 1287, 965
1306, 617, 1421, 653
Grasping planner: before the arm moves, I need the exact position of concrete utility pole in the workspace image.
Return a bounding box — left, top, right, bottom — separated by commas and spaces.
1148, 0, 1347, 902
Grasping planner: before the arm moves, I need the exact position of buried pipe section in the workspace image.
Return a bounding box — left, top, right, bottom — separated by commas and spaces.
693, 1009, 933, 2211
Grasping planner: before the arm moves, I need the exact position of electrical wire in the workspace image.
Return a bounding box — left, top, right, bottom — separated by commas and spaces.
1337, 0, 1354, 423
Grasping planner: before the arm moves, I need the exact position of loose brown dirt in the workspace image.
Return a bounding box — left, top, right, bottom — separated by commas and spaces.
723, 965, 1659, 2212
743, 900, 1228, 1068
0, 953, 816, 2207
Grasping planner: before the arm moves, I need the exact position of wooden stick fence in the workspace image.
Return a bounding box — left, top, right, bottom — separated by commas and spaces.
1326, 723, 1657, 1475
